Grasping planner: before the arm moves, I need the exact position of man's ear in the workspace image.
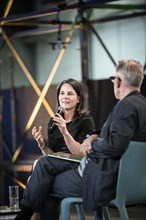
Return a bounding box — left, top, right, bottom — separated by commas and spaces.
116, 78, 121, 88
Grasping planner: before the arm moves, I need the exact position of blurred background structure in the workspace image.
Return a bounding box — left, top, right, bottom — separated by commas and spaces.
0, 0, 146, 209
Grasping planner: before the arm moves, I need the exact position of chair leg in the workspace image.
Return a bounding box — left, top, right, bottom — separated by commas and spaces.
61, 199, 72, 220
103, 207, 110, 220
95, 207, 110, 220
76, 204, 86, 220
94, 207, 104, 220
117, 204, 129, 220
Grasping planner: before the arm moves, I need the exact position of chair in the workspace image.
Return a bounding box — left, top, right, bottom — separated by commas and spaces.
61, 141, 146, 220
61, 197, 109, 220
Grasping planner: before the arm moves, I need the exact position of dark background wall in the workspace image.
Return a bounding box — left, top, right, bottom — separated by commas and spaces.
88, 79, 117, 131
88, 75, 146, 130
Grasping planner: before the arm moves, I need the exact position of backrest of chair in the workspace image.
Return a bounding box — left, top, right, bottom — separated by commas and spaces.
115, 141, 146, 205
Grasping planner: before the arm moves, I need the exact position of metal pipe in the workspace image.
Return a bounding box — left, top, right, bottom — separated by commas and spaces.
1, 0, 14, 25
88, 21, 117, 67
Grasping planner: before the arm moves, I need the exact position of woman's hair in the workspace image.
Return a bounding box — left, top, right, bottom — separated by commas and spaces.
56, 78, 88, 118
116, 59, 144, 87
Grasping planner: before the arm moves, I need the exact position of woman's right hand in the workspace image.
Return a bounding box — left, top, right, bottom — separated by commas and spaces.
32, 126, 44, 148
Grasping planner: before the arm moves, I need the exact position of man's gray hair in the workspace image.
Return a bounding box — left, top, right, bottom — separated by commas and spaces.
116, 59, 144, 87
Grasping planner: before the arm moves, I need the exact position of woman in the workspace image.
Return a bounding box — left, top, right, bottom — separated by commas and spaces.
32, 78, 95, 160
15, 78, 95, 220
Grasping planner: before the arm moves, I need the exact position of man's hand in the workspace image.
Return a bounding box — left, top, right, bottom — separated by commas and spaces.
80, 134, 98, 156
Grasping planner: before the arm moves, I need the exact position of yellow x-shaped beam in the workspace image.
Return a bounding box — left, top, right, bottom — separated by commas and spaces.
1, 21, 76, 162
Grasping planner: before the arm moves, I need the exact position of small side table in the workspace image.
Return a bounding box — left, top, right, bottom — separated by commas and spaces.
0, 206, 20, 220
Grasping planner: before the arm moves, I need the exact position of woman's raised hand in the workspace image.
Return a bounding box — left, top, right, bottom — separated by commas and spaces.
32, 126, 44, 148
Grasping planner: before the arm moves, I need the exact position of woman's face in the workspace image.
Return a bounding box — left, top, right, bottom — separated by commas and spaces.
58, 83, 79, 111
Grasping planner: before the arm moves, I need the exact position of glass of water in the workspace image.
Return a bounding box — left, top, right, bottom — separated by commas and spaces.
9, 186, 19, 211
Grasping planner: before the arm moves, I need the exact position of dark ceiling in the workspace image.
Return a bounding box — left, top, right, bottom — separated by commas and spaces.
0, 0, 146, 38
0, 0, 115, 17
0, 0, 34, 17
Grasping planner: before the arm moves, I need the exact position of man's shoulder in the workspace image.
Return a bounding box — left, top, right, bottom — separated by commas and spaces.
120, 92, 146, 106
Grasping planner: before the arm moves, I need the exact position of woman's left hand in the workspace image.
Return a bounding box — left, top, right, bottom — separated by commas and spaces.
53, 113, 68, 134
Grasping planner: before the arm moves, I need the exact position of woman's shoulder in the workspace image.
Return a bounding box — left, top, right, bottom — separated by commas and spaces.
76, 112, 94, 120
73, 113, 95, 128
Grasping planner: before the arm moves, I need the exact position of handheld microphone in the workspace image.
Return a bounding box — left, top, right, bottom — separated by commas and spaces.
49, 106, 64, 130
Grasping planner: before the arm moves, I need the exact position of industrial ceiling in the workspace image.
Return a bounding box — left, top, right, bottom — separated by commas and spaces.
0, 0, 146, 40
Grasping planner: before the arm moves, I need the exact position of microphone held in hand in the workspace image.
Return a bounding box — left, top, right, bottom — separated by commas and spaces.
49, 106, 64, 130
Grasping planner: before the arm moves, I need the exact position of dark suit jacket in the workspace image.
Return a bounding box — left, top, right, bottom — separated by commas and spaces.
82, 91, 146, 211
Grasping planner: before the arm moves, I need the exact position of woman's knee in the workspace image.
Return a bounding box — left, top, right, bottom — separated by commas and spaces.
35, 156, 49, 169
32, 159, 39, 170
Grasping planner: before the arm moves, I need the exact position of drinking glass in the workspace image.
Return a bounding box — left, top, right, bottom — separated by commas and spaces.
9, 186, 19, 211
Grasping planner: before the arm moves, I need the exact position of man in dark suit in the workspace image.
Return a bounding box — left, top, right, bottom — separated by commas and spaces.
15, 59, 146, 220
80, 59, 146, 210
